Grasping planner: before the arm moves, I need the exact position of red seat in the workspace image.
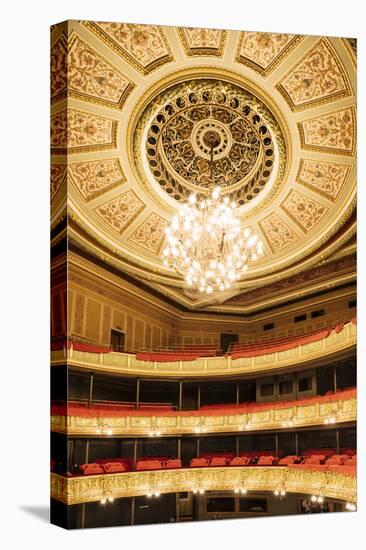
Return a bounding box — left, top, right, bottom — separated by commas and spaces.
304, 455, 325, 465
165, 459, 182, 469
80, 463, 104, 475
103, 462, 126, 474
229, 456, 250, 466
136, 460, 162, 471
190, 458, 209, 468
326, 455, 348, 466
257, 456, 278, 466
278, 455, 298, 466
210, 457, 227, 467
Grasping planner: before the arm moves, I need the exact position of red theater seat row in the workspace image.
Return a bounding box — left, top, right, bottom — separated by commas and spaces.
67, 451, 356, 477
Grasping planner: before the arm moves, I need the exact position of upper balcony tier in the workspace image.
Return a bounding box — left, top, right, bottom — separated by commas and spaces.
51, 319, 356, 378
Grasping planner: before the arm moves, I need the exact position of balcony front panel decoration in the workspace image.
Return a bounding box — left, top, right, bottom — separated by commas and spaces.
51, 389, 356, 436
51, 466, 356, 505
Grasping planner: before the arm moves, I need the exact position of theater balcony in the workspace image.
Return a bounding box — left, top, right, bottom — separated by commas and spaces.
51, 463, 356, 506
51, 388, 356, 436
51, 319, 356, 378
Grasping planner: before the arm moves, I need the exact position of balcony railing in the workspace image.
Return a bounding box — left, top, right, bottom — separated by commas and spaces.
50, 465, 356, 505
51, 320, 356, 377
51, 388, 356, 436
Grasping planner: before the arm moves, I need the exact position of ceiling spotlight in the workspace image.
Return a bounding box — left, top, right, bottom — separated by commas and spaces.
240, 488, 247, 494
311, 495, 317, 503
108, 496, 114, 503
100, 498, 106, 505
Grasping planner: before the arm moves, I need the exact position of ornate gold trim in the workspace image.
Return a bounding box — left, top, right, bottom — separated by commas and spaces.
296, 159, 352, 203
51, 31, 136, 110
276, 38, 352, 112
51, 109, 119, 156
83, 21, 174, 75
68, 157, 127, 204
126, 65, 292, 220
177, 28, 228, 58
50, 467, 356, 505
51, 394, 356, 436
297, 106, 356, 157
234, 34, 304, 77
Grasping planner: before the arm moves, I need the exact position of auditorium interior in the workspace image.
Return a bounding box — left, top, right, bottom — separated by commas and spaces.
50, 21, 357, 528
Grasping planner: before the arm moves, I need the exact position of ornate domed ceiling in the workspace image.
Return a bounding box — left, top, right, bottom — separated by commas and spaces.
51, 22, 356, 312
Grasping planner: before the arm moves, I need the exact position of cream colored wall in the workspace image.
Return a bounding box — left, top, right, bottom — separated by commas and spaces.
68, 271, 179, 350
67, 263, 356, 349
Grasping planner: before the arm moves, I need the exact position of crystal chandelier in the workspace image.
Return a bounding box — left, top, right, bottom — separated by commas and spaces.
162, 131, 264, 293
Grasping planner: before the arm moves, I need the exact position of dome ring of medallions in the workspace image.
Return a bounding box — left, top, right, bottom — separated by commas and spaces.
128, 67, 290, 214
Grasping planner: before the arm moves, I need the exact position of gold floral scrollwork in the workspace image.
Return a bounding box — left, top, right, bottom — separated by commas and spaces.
51, 467, 356, 505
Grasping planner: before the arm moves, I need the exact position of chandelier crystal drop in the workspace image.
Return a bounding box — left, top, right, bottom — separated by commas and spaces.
162, 185, 264, 293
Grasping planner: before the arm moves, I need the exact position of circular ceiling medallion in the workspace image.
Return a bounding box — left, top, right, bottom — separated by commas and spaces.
133, 77, 286, 206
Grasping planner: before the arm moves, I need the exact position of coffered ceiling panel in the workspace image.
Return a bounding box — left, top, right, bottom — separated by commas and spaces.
51, 21, 356, 312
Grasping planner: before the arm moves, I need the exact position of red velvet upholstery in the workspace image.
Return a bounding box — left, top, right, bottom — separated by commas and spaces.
257, 456, 278, 466
80, 463, 104, 475
304, 456, 326, 465
278, 456, 299, 466
229, 456, 250, 466
210, 457, 228, 467
326, 455, 348, 466
136, 460, 162, 471
165, 459, 182, 469
190, 458, 209, 468
103, 462, 127, 474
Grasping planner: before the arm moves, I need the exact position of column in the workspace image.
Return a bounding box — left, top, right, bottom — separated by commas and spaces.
333, 365, 338, 393
179, 381, 183, 411
336, 430, 340, 454
88, 373, 94, 408
275, 434, 279, 457
131, 497, 135, 526
177, 438, 181, 460
136, 379, 140, 410
295, 433, 299, 456
197, 385, 201, 409
133, 439, 138, 470
80, 503, 86, 529
176, 493, 180, 522
85, 440, 90, 464
236, 383, 240, 405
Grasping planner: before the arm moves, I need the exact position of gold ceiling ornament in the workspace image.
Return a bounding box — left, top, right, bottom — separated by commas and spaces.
133, 76, 286, 205
54, 22, 355, 311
